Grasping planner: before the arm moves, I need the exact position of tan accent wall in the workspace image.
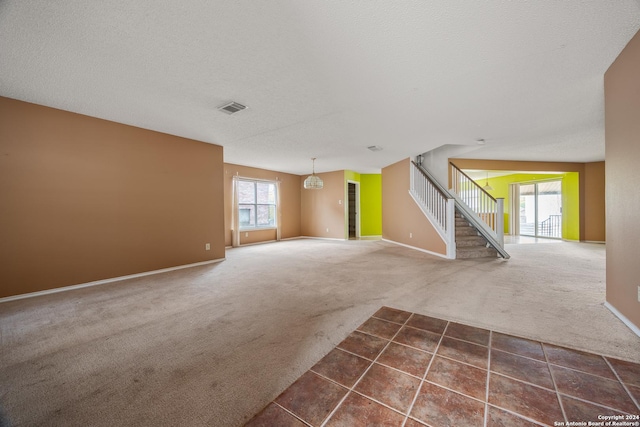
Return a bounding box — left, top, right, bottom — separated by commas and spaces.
0, 96, 225, 299
223, 163, 301, 246
449, 158, 606, 242
584, 162, 606, 242
604, 29, 640, 330
382, 158, 447, 256
300, 170, 346, 239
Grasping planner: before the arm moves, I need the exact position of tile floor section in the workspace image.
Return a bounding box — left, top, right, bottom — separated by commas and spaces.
245, 307, 640, 427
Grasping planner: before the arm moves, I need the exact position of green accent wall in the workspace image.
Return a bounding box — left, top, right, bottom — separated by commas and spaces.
480, 172, 580, 240
360, 174, 382, 236
562, 172, 580, 241
344, 170, 361, 183
344, 171, 382, 237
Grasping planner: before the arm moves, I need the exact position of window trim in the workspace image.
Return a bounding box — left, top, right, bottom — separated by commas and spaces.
236, 178, 278, 231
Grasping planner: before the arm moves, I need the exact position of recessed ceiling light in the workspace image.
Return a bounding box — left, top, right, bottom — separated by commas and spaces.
218, 101, 247, 115
367, 145, 383, 152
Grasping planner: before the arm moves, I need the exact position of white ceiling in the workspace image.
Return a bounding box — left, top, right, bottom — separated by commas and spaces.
1, 1, 639, 175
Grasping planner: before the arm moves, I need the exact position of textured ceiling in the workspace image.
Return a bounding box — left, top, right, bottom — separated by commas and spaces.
1, 1, 639, 175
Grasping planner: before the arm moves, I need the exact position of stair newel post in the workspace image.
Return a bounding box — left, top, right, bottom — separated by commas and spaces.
446, 198, 456, 259
496, 198, 505, 247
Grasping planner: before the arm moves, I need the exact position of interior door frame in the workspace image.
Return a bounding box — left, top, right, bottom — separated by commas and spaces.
346, 180, 360, 239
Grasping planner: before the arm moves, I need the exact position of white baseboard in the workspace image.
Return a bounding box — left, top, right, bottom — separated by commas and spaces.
604, 301, 640, 338
382, 238, 450, 259
359, 235, 383, 240
300, 236, 347, 241
0, 258, 225, 304
237, 239, 277, 247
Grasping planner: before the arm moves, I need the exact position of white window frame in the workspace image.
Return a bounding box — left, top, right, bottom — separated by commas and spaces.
236, 178, 278, 231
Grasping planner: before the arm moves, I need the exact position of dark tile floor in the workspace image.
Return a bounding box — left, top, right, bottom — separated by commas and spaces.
245, 307, 640, 427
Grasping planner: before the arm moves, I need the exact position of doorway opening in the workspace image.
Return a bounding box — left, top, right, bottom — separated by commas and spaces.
347, 181, 360, 239
518, 180, 562, 238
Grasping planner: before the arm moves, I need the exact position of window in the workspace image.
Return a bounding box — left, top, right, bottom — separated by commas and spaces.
237, 179, 277, 229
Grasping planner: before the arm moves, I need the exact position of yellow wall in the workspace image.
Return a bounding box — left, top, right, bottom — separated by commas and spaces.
450, 159, 605, 242
480, 172, 580, 240
361, 174, 383, 236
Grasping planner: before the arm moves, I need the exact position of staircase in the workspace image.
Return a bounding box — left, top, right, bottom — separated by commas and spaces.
409, 159, 509, 260
455, 211, 498, 259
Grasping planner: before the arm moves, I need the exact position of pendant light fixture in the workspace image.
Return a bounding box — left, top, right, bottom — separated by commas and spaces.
303, 158, 324, 189
483, 172, 493, 191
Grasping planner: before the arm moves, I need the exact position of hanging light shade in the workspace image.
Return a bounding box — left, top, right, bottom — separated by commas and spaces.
483, 172, 493, 191
304, 158, 324, 189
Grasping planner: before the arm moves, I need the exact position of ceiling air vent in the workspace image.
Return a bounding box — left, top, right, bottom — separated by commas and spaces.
367, 145, 383, 152
218, 101, 247, 115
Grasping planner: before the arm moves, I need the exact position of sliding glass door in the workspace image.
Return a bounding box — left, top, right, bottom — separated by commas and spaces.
519, 181, 562, 238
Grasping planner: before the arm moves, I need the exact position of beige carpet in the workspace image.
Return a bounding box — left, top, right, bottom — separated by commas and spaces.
0, 239, 638, 426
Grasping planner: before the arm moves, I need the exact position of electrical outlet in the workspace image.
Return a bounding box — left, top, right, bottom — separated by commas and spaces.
326, 228, 329, 233
339, 200, 342, 205
205, 243, 210, 250
245, 232, 249, 237
409, 232, 413, 238
638, 286, 640, 302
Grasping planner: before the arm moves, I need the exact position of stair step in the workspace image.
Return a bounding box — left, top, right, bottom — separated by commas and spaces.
456, 236, 487, 247
456, 246, 498, 259
455, 226, 479, 236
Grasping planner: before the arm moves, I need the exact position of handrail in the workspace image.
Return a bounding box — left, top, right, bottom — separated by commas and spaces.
449, 163, 497, 202
409, 161, 456, 259
449, 162, 502, 237
448, 162, 509, 259
412, 161, 449, 198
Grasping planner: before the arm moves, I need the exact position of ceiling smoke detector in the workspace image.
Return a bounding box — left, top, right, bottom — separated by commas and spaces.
367, 145, 383, 152
218, 101, 247, 115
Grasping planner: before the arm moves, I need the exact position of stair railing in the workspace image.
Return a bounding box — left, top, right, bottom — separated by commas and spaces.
449, 162, 509, 259
540, 214, 561, 237
410, 161, 456, 259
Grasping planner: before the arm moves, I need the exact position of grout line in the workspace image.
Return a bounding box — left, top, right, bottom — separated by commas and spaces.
485, 403, 549, 427
435, 330, 491, 349
332, 346, 377, 363
542, 343, 569, 424
310, 369, 410, 420
602, 357, 640, 412
488, 370, 555, 393
374, 358, 432, 382
546, 359, 629, 383
371, 314, 408, 326
484, 330, 492, 427
264, 310, 640, 427
490, 345, 548, 364
420, 378, 489, 406
320, 313, 412, 427
402, 319, 450, 427
348, 389, 414, 420
432, 351, 488, 371
272, 402, 314, 427
555, 391, 636, 416
356, 326, 444, 358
